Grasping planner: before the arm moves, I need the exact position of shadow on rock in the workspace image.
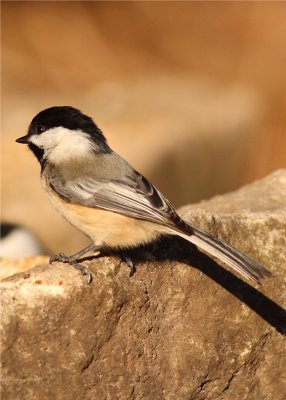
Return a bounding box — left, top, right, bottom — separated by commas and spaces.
114, 235, 286, 336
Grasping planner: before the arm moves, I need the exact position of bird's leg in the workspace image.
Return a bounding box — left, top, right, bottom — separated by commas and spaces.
50, 245, 137, 281
49, 244, 99, 284
49, 243, 98, 264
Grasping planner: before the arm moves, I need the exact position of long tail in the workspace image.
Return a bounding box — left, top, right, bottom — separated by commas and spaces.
173, 222, 272, 284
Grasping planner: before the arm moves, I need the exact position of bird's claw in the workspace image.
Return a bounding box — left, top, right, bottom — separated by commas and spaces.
49, 253, 92, 284
122, 255, 136, 277
72, 263, 92, 284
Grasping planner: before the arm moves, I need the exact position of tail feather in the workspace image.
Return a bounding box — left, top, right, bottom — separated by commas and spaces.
175, 225, 272, 284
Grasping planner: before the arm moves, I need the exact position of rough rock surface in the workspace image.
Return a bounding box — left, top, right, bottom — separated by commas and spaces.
1, 170, 286, 400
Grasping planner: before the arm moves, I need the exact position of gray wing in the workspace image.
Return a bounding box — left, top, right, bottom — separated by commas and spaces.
49, 169, 180, 227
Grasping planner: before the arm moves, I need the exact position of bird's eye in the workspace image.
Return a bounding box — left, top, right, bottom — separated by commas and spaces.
36, 125, 46, 134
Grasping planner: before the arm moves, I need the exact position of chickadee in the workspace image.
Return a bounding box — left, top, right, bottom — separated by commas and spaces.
16, 106, 271, 284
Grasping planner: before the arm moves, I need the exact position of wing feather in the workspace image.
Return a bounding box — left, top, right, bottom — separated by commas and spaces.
49, 170, 177, 226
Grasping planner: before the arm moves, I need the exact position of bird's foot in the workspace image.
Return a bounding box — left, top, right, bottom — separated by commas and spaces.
49, 252, 92, 284
50, 252, 77, 264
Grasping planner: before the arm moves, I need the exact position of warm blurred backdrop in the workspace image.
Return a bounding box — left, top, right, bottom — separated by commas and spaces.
2, 1, 286, 255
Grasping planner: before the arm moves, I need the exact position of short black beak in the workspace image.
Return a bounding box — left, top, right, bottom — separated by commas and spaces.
16, 135, 29, 144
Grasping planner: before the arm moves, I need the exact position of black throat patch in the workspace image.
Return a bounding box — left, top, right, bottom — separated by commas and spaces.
28, 143, 45, 167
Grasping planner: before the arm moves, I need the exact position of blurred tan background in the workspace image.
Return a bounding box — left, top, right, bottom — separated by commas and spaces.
2, 1, 286, 255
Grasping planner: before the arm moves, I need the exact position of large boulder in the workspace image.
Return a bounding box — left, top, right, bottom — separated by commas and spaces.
1, 169, 285, 400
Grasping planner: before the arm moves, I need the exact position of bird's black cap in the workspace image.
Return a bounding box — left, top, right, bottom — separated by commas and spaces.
29, 106, 107, 143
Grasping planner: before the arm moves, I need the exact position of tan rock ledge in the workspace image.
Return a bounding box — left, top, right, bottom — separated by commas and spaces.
1, 170, 286, 400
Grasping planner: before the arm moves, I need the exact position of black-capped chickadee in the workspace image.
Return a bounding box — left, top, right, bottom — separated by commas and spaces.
16, 106, 271, 284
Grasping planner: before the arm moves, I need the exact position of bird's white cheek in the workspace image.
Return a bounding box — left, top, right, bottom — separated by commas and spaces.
29, 127, 93, 163
29, 132, 57, 149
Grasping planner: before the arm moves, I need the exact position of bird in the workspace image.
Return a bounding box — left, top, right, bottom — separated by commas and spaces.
16, 106, 272, 284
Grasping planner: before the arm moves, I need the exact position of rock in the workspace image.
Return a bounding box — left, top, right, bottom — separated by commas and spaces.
1, 170, 285, 400
0, 256, 49, 281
